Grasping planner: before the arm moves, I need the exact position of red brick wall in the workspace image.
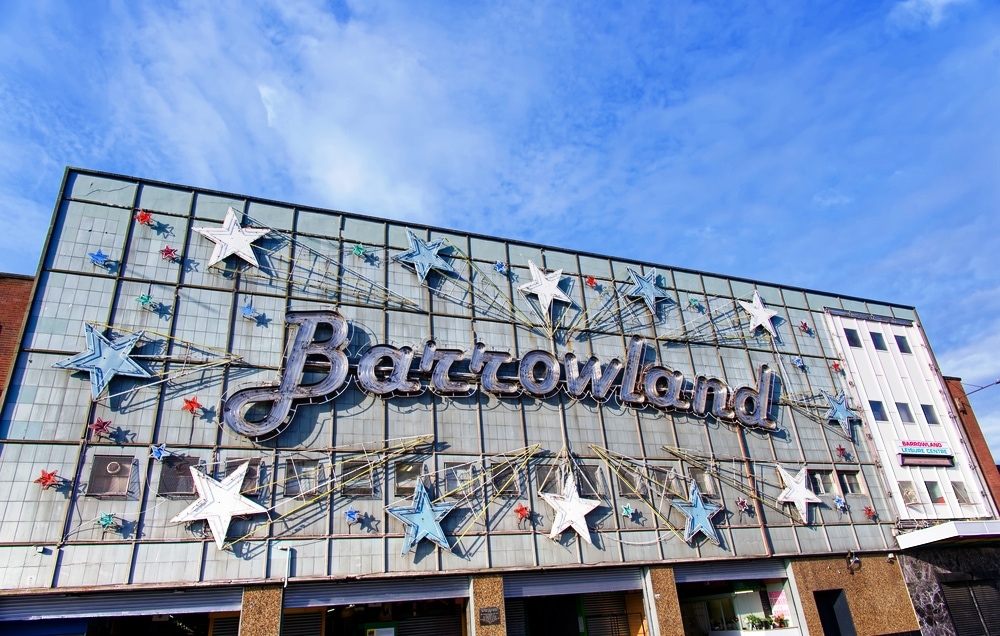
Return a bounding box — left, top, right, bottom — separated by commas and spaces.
0, 274, 34, 398
944, 376, 1000, 512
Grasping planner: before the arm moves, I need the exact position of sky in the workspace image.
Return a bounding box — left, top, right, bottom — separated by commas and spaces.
1, 1, 999, 454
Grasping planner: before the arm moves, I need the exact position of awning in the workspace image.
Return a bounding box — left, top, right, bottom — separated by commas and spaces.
896, 520, 1000, 549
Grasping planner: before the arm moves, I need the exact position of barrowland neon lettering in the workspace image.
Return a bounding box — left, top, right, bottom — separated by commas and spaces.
223, 311, 779, 439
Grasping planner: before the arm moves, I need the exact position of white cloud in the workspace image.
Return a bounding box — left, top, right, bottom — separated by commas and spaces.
889, 0, 970, 29
812, 189, 853, 207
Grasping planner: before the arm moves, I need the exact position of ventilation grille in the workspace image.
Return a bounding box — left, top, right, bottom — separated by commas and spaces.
87, 455, 134, 499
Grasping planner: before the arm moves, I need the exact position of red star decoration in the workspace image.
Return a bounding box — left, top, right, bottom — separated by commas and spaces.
159, 245, 178, 260
585, 275, 598, 288
181, 396, 203, 413
863, 505, 877, 520
34, 469, 59, 490
831, 361, 842, 373
835, 445, 847, 458
134, 210, 153, 225
89, 418, 112, 436
799, 321, 809, 333
514, 502, 531, 521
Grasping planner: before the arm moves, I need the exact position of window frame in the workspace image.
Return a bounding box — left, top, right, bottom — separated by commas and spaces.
951, 481, 974, 505
924, 480, 946, 504
837, 470, 863, 495
869, 400, 889, 421
870, 331, 888, 351
687, 466, 717, 498
921, 404, 940, 425
285, 458, 323, 499
157, 454, 199, 499
394, 461, 424, 498
340, 459, 376, 498
895, 335, 912, 354
896, 402, 915, 424
809, 470, 835, 495
898, 480, 920, 506
844, 328, 863, 348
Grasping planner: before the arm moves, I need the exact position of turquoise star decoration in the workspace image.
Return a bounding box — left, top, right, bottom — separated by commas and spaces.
392, 230, 456, 282
821, 390, 859, 439
352, 244, 367, 257
671, 481, 723, 546
621, 504, 634, 520
624, 267, 670, 314
53, 324, 152, 400
136, 293, 154, 308
96, 512, 117, 530
88, 249, 110, 266
385, 480, 456, 555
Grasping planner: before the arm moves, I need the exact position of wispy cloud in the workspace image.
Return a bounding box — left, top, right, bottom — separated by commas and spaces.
889, 0, 970, 29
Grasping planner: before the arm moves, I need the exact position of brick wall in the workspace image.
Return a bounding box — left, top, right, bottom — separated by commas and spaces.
0, 273, 34, 399
943, 376, 1000, 512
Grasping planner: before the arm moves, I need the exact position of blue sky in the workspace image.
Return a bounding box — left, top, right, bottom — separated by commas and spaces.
1, 1, 999, 453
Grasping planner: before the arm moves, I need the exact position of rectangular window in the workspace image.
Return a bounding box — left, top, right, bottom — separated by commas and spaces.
898, 481, 920, 506
921, 404, 940, 425
158, 455, 198, 498
870, 332, 888, 351
394, 462, 423, 497
340, 460, 374, 497
870, 400, 888, 421
225, 458, 263, 497
578, 465, 603, 497
491, 462, 521, 498
809, 470, 835, 495
925, 480, 946, 504
838, 471, 862, 495
844, 328, 863, 348
688, 467, 717, 497
87, 455, 135, 499
952, 481, 974, 505
895, 335, 912, 354
896, 402, 915, 424
444, 462, 475, 499
535, 464, 599, 497
285, 459, 321, 498
616, 467, 648, 499
649, 466, 683, 498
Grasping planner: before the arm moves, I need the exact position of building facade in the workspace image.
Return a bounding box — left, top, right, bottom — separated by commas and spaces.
0, 168, 996, 636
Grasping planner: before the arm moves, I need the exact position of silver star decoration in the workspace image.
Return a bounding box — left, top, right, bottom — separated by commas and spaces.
193, 207, 270, 268
538, 470, 600, 544
518, 260, 572, 317
385, 480, 456, 555
776, 466, 822, 524
53, 323, 152, 400
170, 462, 269, 550
624, 267, 670, 314
671, 481, 723, 546
822, 390, 859, 439
392, 230, 457, 282
738, 290, 778, 337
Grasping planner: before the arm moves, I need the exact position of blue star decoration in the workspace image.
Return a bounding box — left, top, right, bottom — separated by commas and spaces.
240, 298, 257, 320
385, 480, 456, 555
345, 507, 360, 524
52, 324, 152, 400
392, 230, 457, 282
833, 496, 848, 513
624, 267, 670, 314
821, 390, 859, 439
88, 249, 110, 266
150, 444, 169, 461
671, 481, 723, 546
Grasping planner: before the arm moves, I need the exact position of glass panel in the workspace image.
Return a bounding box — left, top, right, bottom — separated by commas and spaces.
925, 481, 945, 504
809, 470, 835, 495
895, 335, 912, 354
285, 459, 321, 498
844, 328, 863, 348
896, 403, 915, 424
921, 404, 940, 425
341, 459, 375, 497
394, 461, 423, 497
838, 471, 862, 494
899, 481, 920, 505
870, 332, 888, 351
870, 401, 888, 421
952, 481, 974, 505
688, 466, 717, 497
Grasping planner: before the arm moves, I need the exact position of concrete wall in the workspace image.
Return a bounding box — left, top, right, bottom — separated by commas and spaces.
790, 554, 918, 636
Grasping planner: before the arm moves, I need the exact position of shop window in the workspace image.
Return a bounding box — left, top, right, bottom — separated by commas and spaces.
838, 471, 862, 495
394, 461, 424, 497
157, 455, 198, 498
284, 459, 322, 498
687, 467, 717, 498
870, 332, 888, 351
87, 455, 135, 499
898, 481, 920, 506
225, 458, 263, 497
814, 589, 857, 636
921, 404, 940, 425
952, 481, 974, 505
924, 480, 946, 504
896, 402, 915, 424
809, 470, 835, 495
895, 335, 912, 354
940, 579, 1000, 634
340, 459, 375, 497
678, 580, 796, 633
444, 462, 475, 498
869, 400, 888, 421
844, 328, 863, 348
491, 462, 522, 498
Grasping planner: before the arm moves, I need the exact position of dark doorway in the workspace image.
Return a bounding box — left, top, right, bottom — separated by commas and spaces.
524, 594, 580, 636
814, 589, 856, 636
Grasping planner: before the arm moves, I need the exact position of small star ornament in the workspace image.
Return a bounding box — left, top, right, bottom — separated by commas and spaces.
96, 512, 119, 530
88, 249, 110, 266
182, 396, 203, 413
53, 324, 151, 400
385, 480, 456, 555
831, 361, 843, 373
345, 506, 361, 525
671, 481, 723, 546
538, 470, 600, 544
352, 244, 367, 257
240, 298, 257, 320
776, 466, 822, 523
833, 496, 848, 513
392, 230, 456, 282
822, 390, 858, 439
688, 297, 702, 311
624, 267, 670, 314
798, 321, 810, 333
134, 210, 153, 225
835, 444, 847, 459
738, 290, 778, 337
493, 261, 508, 275
621, 503, 635, 520
585, 275, 598, 289
514, 502, 531, 522
170, 462, 269, 550
863, 505, 877, 521
136, 292, 154, 308
34, 469, 60, 490
150, 444, 169, 461
736, 497, 752, 514
89, 417, 113, 437
193, 207, 270, 268
518, 261, 572, 317
793, 357, 806, 371
159, 245, 178, 260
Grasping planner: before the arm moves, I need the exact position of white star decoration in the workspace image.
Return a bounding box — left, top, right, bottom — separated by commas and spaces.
738, 290, 779, 337
392, 230, 457, 282
170, 462, 269, 550
776, 466, 822, 524
53, 323, 152, 400
538, 470, 600, 544
193, 207, 270, 268
518, 260, 572, 318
